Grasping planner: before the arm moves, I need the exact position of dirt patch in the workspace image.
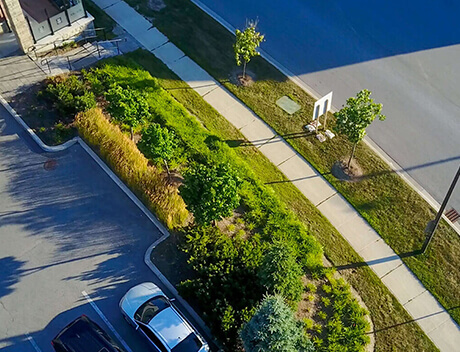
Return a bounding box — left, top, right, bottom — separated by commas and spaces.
217, 204, 252, 239
148, 0, 166, 11
8, 81, 77, 146
331, 158, 364, 181
229, 68, 256, 87
151, 231, 195, 287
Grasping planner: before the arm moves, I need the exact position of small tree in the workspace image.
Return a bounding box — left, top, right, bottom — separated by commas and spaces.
138, 123, 178, 175
334, 89, 385, 168
240, 295, 314, 352
180, 162, 241, 225
234, 21, 265, 78
258, 240, 304, 304
105, 84, 151, 139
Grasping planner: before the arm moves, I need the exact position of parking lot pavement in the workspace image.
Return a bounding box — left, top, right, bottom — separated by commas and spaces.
0, 104, 174, 352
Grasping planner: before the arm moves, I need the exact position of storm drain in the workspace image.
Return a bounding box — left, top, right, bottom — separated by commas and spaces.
43, 159, 57, 171
445, 208, 460, 223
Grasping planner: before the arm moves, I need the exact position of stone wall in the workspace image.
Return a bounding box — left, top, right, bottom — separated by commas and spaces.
0, 0, 34, 53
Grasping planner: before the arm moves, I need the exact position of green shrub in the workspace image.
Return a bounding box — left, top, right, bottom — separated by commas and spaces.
75, 108, 188, 228
42, 75, 96, 118
258, 240, 304, 305
105, 84, 150, 137
317, 311, 327, 320
180, 162, 241, 225
303, 318, 314, 330
240, 295, 315, 352
179, 226, 264, 348
321, 274, 370, 351
137, 123, 178, 170
306, 283, 317, 293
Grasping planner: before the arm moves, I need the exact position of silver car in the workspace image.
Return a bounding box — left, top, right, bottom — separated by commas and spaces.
120, 282, 209, 352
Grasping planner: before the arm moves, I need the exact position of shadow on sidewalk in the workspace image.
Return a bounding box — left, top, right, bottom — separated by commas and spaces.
334, 249, 423, 271
370, 305, 460, 334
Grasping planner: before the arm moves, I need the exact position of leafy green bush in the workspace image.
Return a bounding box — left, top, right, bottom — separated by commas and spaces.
137, 123, 178, 170
82, 68, 115, 96
105, 84, 150, 138
258, 240, 304, 305
317, 273, 370, 352
179, 226, 264, 348
75, 108, 188, 228
180, 162, 241, 225
240, 295, 315, 352
42, 75, 96, 118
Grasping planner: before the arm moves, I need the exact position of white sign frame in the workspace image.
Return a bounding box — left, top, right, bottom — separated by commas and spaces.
312, 91, 333, 120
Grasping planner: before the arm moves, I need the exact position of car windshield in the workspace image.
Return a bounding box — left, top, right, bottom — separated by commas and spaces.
171, 333, 203, 352
134, 296, 170, 324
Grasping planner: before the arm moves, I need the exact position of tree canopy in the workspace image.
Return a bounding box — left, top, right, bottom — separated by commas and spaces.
105, 84, 150, 138
234, 22, 265, 77
180, 162, 241, 225
334, 89, 385, 144
334, 89, 385, 167
138, 123, 178, 169
240, 295, 315, 352
258, 240, 304, 304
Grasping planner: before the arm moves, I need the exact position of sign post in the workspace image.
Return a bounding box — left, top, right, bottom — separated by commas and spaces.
312, 91, 333, 140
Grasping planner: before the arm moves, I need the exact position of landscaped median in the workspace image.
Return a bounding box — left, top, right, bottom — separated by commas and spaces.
32, 56, 378, 351
124, 0, 460, 328
127, 49, 438, 352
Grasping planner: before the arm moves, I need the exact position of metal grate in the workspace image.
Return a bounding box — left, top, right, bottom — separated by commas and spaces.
445, 208, 460, 223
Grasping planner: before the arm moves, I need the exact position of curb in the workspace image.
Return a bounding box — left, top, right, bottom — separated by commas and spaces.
0, 95, 79, 152
189, 0, 460, 237
0, 92, 214, 345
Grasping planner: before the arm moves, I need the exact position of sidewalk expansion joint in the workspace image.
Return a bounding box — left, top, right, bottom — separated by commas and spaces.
200, 84, 221, 98
276, 152, 297, 167
403, 289, 427, 306
254, 134, 278, 149
102, 1, 120, 10
150, 39, 170, 52
379, 262, 403, 280
315, 191, 338, 207
356, 237, 382, 256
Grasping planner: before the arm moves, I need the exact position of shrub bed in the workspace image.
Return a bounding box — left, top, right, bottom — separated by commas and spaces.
74, 107, 188, 228
42, 59, 371, 351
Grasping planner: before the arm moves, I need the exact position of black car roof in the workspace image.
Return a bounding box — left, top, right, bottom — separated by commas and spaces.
52, 315, 122, 352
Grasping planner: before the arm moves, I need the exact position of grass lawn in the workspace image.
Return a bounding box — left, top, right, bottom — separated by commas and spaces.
126, 49, 438, 352
124, 0, 460, 326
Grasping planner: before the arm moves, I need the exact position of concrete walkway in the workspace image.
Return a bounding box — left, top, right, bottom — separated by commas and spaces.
92, 0, 460, 350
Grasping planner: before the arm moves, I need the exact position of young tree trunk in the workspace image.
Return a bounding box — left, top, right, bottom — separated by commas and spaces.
243, 60, 247, 79
348, 143, 357, 169
164, 159, 171, 179
130, 126, 134, 141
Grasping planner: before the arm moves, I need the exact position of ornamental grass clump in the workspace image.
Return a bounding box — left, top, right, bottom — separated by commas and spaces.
75, 107, 188, 228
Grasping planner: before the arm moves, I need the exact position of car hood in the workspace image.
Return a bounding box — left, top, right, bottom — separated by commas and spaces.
120, 282, 162, 319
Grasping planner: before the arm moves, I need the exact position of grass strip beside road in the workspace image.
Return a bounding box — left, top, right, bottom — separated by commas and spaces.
126, 49, 438, 351
127, 0, 460, 325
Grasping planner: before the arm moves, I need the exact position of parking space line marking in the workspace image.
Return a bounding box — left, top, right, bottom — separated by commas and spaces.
26, 334, 42, 352
82, 291, 133, 352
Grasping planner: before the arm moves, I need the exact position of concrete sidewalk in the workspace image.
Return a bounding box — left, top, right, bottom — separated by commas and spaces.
92, 0, 460, 350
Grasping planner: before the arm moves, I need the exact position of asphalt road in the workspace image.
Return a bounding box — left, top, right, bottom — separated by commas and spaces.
0, 105, 199, 352
198, 0, 460, 213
